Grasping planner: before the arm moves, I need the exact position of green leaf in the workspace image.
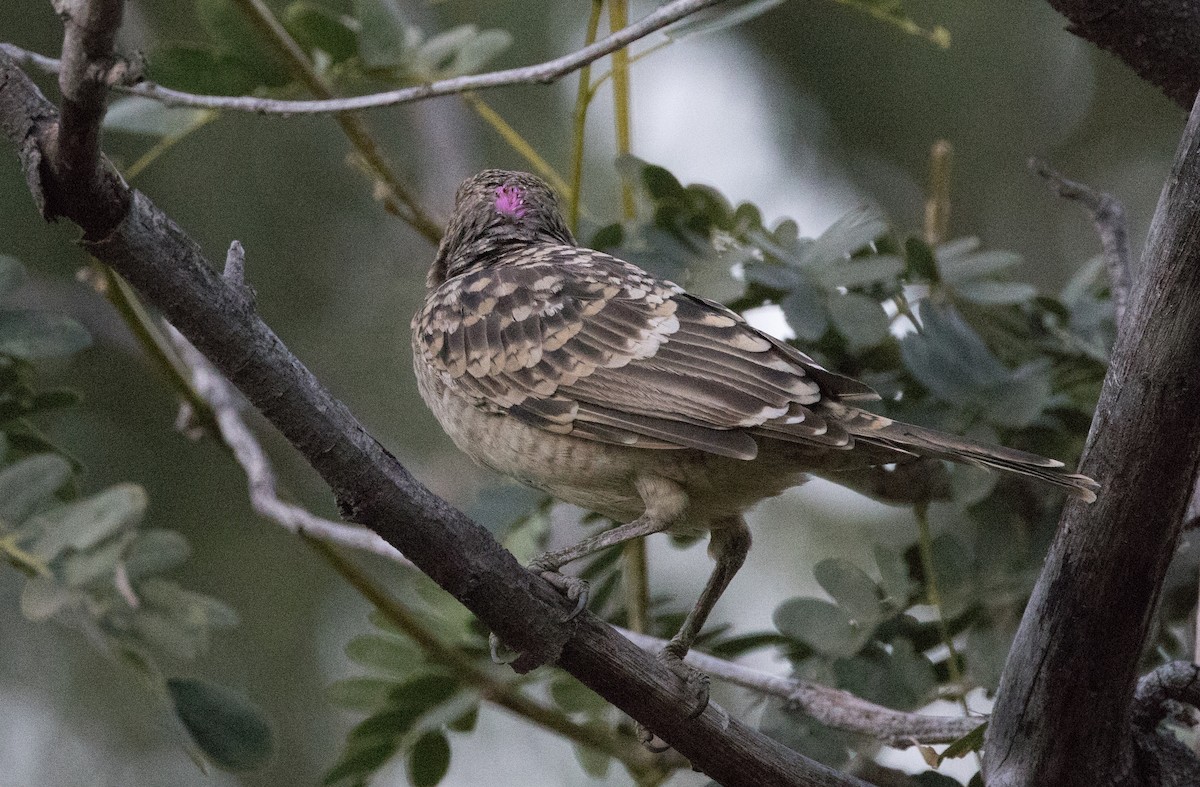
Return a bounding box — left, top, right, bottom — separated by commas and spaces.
0, 311, 91, 359
549, 675, 607, 714
0, 453, 71, 526
104, 97, 213, 138
900, 303, 1007, 404
19, 575, 78, 621
355, 0, 416, 68
345, 634, 422, 677
168, 678, 274, 772
349, 674, 459, 742
826, 293, 889, 350
904, 237, 939, 283
61, 530, 136, 587
28, 483, 147, 561
873, 545, 915, 608
195, 0, 290, 86
800, 207, 887, 267
813, 558, 884, 626
326, 677, 396, 712
123, 529, 192, 580
147, 46, 258, 96
0, 256, 27, 297
955, 280, 1038, 305
833, 638, 936, 710
773, 597, 870, 658
446, 703, 478, 733
937, 241, 1022, 283
444, 28, 512, 77
780, 281, 829, 342
573, 742, 612, 778
816, 255, 904, 289
284, 3, 358, 63
407, 730, 451, 787
323, 740, 397, 785
940, 721, 988, 761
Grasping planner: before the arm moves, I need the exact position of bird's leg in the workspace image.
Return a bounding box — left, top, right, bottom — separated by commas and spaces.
491, 476, 685, 665
527, 512, 672, 620
639, 516, 751, 751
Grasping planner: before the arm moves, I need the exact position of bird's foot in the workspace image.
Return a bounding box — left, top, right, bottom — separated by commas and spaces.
487, 564, 588, 668
636, 642, 711, 752
528, 560, 590, 622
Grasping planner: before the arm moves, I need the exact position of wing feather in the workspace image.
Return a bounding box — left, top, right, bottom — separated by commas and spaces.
412, 245, 874, 456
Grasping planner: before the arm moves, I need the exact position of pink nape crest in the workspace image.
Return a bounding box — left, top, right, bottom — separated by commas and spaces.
494, 185, 526, 219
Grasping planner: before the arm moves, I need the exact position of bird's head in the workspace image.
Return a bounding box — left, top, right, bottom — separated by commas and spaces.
429, 170, 576, 286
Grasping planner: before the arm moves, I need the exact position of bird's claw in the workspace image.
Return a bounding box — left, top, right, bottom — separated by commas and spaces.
636, 644, 711, 753
488, 566, 588, 668
658, 645, 710, 720
536, 569, 589, 621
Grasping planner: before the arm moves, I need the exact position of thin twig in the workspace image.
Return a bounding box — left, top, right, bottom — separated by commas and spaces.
460, 91, 571, 196
609, 0, 637, 221
166, 247, 405, 563
619, 629, 982, 747
1031, 158, 1133, 327
2, 0, 725, 116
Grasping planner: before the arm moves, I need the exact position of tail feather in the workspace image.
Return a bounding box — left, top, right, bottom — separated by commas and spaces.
841, 409, 1099, 503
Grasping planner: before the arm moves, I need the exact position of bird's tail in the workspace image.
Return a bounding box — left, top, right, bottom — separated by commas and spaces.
840, 408, 1099, 502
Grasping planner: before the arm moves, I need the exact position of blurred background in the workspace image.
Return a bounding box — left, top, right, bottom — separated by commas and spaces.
0, 0, 1185, 784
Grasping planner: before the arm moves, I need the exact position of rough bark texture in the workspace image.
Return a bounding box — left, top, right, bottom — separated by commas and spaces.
984, 93, 1200, 787
1045, 0, 1200, 109
0, 48, 870, 787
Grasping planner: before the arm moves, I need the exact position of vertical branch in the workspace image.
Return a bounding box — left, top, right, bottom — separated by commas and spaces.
569, 0, 605, 234
923, 140, 953, 246
985, 93, 1200, 787
604, 0, 649, 634
608, 0, 636, 221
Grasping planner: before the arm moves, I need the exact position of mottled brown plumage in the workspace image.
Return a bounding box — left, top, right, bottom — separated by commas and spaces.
412, 170, 1097, 725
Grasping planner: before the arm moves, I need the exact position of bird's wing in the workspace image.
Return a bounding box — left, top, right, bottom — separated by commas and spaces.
413, 245, 875, 460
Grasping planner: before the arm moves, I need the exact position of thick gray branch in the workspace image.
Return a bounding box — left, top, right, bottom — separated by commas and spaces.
1045, 0, 1200, 109
984, 93, 1200, 786
0, 47, 864, 787
45, 0, 128, 234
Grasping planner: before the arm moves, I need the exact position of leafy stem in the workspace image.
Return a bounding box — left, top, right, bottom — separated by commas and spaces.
307, 536, 669, 778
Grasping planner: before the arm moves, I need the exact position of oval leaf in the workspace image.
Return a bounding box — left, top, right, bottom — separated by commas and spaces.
407, 730, 451, 787
0, 453, 71, 525
0, 311, 91, 359
773, 597, 869, 658
813, 558, 884, 626
168, 678, 274, 771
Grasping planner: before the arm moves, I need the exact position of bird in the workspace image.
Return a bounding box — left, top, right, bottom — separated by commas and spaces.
411, 169, 1098, 725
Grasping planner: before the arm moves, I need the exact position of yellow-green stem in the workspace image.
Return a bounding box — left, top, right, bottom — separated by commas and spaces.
94, 264, 222, 438
307, 537, 664, 776
230, 0, 442, 244
608, 0, 636, 220
462, 92, 571, 196
569, 0, 605, 233
914, 504, 970, 717
924, 139, 953, 246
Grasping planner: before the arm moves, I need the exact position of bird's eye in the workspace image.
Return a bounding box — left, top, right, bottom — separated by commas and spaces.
494, 185, 526, 219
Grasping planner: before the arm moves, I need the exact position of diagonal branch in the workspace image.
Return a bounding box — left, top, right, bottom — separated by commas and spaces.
0, 42, 866, 787
984, 93, 1200, 786
3, 0, 727, 116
